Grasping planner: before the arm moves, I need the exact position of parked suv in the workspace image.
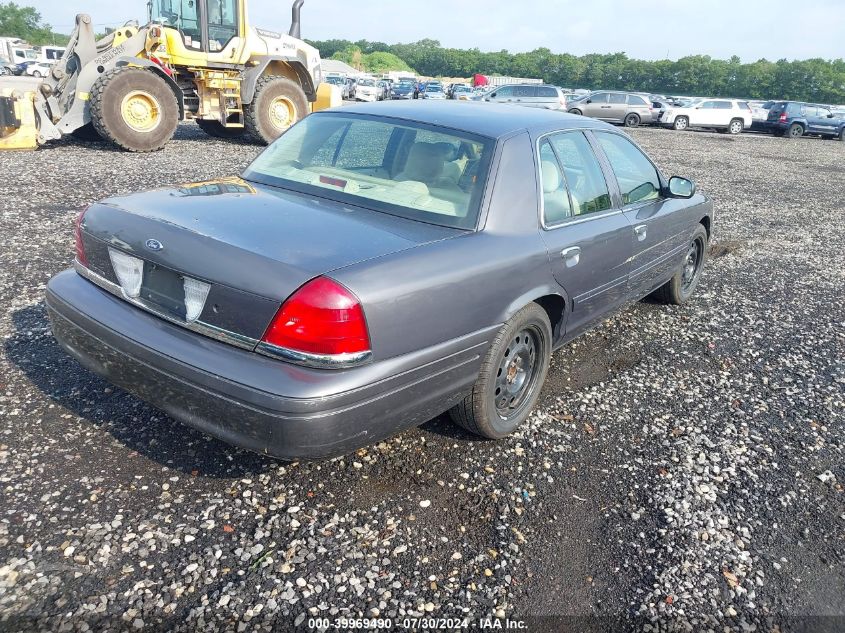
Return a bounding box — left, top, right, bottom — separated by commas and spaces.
567, 91, 653, 127
765, 101, 845, 140
479, 84, 568, 110
660, 99, 752, 134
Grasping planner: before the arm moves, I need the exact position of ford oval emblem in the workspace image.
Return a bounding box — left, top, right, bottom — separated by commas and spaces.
145, 239, 163, 252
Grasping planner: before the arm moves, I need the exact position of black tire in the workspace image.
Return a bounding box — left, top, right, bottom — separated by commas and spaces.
196, 119, 247, 139
568, 108, 583, 116
839, 128, 845, 142
624, 113, 640, 128
450, 303, 552, 439
652, 224, 708, 305
89, 68, 179, 152
728, 119, 744, 135
70, 123, 103, 142
32, 70, 42, 78
787, 123, 804, 139
772, 129, 785, 137
245, 76, 308, 145
673, 116, 689, 131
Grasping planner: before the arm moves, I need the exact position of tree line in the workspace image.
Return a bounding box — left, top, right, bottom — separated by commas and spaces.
308, 38, 845, 104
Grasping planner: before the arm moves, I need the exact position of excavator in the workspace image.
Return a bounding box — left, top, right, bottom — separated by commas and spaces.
0, 0, 336, 152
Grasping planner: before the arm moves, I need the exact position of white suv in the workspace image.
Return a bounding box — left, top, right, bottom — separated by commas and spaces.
660, 99, 753, 134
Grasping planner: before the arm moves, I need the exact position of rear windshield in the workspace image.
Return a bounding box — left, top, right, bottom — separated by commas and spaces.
243, 113, 494, 229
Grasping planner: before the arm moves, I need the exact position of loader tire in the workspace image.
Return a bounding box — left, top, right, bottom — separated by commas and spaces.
245, 76, 308, 145
196, 119, 247, 139
90, 68, 179, 152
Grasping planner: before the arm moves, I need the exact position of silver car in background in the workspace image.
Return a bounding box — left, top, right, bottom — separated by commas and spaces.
568, 91, 653, 127
478, 84, 569, 110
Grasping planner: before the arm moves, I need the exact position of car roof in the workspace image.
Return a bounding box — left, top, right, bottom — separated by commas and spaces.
331, 101, 617, 138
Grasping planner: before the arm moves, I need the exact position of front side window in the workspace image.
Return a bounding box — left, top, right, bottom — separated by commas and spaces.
589, 92, 609, 104
152, 0, 202, 49
493, 86, 514, 98
700, 101, 716, 109
594, 132, 661, 205
546, 132, 612, 218
714, 101, 732, 109
244, 113, 494, 229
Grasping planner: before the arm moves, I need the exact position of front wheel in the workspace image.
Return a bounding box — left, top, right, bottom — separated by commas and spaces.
245, 76, 309, 145
652, 225, 708, 305
839, 128, 845, 142
728, 119, 744, 135
568, 108, 583, 116
624, 113, 641, 128
32, 70, 42, 78
450, 303, 552, 439
673, 116, 689, 131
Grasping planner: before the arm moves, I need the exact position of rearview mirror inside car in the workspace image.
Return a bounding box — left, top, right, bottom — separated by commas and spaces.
668, 176, 696, 199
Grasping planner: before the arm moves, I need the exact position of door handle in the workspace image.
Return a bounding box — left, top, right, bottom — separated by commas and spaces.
561, 246, 581, 267
634, 225, 647, 241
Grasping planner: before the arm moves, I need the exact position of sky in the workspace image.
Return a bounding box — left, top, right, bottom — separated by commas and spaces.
25, 0, 845, 62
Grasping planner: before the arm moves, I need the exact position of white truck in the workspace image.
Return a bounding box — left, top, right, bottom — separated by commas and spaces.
1, 37, 38, 72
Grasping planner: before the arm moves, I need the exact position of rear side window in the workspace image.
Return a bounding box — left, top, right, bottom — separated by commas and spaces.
538, 86, 558, 98
787, 102, 803, 115
594, 132, 661, 206
609, 93, 627, 104
628, 95, 648, 106
738, 101, 750, 110
545, 132, 612, 219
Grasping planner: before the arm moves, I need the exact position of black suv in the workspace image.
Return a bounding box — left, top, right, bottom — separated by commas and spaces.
765, 101, 845, 140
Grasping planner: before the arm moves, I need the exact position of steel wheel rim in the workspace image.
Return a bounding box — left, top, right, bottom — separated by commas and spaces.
682, 238, 703, 292
626, 114, 638, 126
790, 126, 802, 138
730, 121, 742, 134
676, 118, 687, 130
494, 327, 541, 419
120, 90, 162, 132
269, 96, 296, 130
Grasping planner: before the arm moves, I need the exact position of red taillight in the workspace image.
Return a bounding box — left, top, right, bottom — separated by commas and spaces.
261, 277, 370, 357
74, 208, 88, 267
779, 112, 787, 123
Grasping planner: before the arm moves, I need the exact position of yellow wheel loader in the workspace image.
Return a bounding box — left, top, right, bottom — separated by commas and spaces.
0, 0, 335, 152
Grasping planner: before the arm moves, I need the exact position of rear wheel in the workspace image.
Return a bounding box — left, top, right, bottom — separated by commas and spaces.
787, 123, 804, 139
32, 70, 42, 78
839, 128, 845, 141
624, 113, 641, 128
568, 108, 583, 116
245, 76, 309, 145
728, 119, 744, 135
450, 303, 552, 439
196, 119, 247, 139
90, 68, 180, 152
673, 116, 689, 131
653, 225, 708, 305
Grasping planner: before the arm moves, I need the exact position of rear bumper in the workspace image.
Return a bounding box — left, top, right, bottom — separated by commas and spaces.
46, 270, 488, 460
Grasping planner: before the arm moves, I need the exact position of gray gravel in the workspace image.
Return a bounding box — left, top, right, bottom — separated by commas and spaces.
0, 123, 843, 631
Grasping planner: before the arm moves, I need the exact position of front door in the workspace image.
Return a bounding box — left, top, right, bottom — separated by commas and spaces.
205, 0, 245, 63
536, 132, 633, 335
808, 106, 838, 136
591, 131, 689, 297
582, 92, 609, 119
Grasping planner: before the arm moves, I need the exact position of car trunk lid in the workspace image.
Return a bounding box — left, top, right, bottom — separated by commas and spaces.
78, 178, 459, 344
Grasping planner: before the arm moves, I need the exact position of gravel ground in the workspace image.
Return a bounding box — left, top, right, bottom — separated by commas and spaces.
0, 122, 843, 632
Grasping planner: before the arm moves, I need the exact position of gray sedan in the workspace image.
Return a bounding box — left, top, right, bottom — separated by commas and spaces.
46, 102, 713, 460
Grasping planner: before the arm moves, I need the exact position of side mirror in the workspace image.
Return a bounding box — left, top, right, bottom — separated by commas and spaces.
585, 99, 592, 104
667, 176, 696, 199
828, 113, 835, 118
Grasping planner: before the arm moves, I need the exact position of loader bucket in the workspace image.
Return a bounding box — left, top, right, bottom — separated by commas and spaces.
0, 87, 38, 151
312, 81, 341, 113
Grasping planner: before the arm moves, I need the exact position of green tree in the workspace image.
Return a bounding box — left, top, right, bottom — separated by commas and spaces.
0, 1, 62, 45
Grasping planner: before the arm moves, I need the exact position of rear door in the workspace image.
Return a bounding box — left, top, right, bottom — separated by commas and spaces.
591, 131, 689, 298
514, 85, 538, 107
605, 93, 628, 122
536, 132, 633, 334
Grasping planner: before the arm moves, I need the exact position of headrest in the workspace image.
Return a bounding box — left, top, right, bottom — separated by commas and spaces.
541, 160, 561, 193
